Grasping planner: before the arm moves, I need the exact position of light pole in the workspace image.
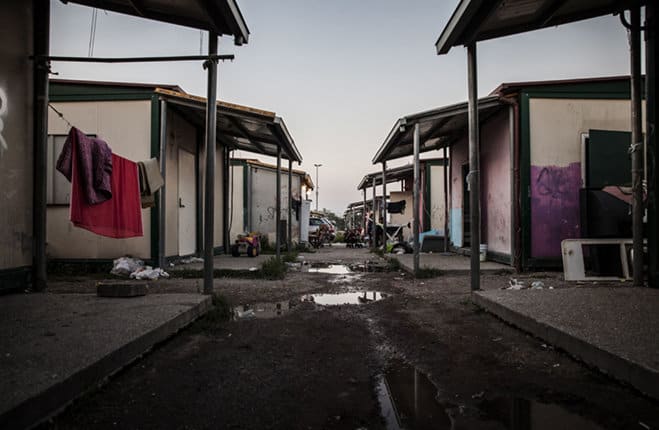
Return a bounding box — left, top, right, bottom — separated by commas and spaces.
314, 163, 322, 211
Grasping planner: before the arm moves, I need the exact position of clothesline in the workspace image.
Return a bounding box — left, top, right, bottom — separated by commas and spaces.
48, 103, 74, 129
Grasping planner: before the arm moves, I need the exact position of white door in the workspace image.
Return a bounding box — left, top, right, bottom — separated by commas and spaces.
178, 149, 196, 256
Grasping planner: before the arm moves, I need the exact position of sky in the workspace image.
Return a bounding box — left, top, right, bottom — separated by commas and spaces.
50, 0, 632, 215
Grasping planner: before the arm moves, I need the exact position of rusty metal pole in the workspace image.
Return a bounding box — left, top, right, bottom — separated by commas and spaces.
382, 161, 387, 249
203, 33, 218, 295
372, 176, 377, 248
276, 146, 282, 261
158, 100, 167, 269
629, 8, 644, 287
467, 42, 481, 292
647, 3, 657, 288
288, 158, 292, 251
443, 145, 449, 252
363, 188, 367, 233
413, 123, 420, 274
33, 0, 50, 291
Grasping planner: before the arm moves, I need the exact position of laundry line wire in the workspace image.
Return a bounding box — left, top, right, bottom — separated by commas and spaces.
48, 103, 75, 129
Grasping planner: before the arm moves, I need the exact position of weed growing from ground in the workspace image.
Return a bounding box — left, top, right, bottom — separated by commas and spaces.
385, 257, 402, 272
194, 293, 232, 332
282, 251, 299, 263
260, 257, 287, 280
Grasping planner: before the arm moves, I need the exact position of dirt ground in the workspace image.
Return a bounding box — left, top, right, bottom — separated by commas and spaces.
44, 247, 659, 429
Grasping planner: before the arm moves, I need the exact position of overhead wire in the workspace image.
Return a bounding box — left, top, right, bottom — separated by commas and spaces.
48, 103, 74, 130
88, 8, 98, 57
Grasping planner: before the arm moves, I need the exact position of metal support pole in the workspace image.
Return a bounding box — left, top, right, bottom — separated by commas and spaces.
223, 146, 230, 252
36, 54, 234, 63
158, 100, 167, 269
203, 33, 218, 295
629, 8, 644, 287
467, 42, 481, 291
276, 146, 282, 260
32, 0, 50, 291
413, 123, 420, 274
382, 161, 387, 248
372, 177, 377, 248
443, 146, 449, 252
363, 188, 367, 232
288, 159, 293, 251
647, 3, 657, 287
314, 163, 322, 211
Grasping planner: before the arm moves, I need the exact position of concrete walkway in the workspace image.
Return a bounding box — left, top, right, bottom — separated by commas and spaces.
0, 292, 211, 429
391, 252, 511, 274
473, 287, 659, 400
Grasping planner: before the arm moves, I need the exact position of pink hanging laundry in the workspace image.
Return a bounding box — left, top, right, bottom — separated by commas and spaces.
59, 128, 143, 238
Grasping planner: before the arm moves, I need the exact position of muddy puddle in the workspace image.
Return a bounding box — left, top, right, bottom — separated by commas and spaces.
377, 359, 604, 430
302, 262, 392, 274
232, 290, 390, 319
301, 291, 388, 306
306, 263, 353, 274
232, 301, 293, 320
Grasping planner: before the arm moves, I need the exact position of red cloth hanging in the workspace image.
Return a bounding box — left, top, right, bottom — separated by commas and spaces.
70, 149, 143, 239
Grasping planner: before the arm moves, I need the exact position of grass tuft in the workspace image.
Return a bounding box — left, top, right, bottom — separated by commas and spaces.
194, 293, 233, 332
385, 257, 402, 271
260, 257, 287, 280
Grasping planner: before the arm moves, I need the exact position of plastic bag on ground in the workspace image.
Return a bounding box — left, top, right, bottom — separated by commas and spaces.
130, 266, 170, 280
111, 257, 144, 277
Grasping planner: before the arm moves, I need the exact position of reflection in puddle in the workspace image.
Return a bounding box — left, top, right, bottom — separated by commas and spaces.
481, 397, 604, 430
307, 264, 352, 274
328, 273, 363, 285
232, 301, 293, 320
377, 360, 605, 430
350, 262, 390, 273
301, 291, 388, 306
376, 360, 451, 430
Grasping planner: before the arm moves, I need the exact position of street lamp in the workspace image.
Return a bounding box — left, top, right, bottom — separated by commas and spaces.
313, 163, 322, 211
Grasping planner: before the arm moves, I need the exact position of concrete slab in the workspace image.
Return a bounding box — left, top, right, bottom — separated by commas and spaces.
473, 287, 659, 400
392, 252, 511, 274
0, 292, 211, 429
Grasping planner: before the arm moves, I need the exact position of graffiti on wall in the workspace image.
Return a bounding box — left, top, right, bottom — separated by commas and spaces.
530, 162, 581, 258
0, 88, 8, 157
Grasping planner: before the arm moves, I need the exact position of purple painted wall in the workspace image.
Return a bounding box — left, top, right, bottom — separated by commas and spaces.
480, 110, 511, 255
530, 162, 582, 258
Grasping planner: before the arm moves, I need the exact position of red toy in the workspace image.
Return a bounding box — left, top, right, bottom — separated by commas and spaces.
231, 233, 261, 257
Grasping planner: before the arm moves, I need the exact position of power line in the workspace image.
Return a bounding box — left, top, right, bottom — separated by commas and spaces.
88, 8, 98, 57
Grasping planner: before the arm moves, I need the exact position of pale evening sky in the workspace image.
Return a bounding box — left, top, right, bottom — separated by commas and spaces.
50, 0, 631, 215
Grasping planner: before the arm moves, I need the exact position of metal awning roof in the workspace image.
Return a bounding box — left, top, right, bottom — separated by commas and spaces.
233, 158, 314, 188
64, 0, 249, 45
358, 164, 414, 190
346, 198, 387, 209
435, 0, 645, 55
372, 96, 505, 164
155, 88, 302, 162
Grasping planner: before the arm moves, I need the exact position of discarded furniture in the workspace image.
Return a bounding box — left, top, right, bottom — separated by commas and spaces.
561, 238, 637, 281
